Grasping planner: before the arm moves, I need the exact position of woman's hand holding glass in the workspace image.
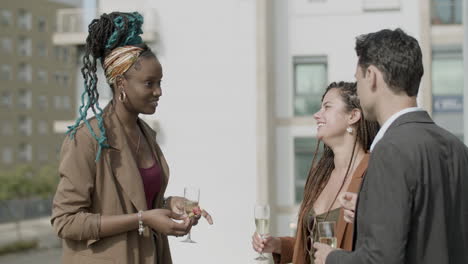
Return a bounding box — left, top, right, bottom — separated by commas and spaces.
251, 232, 281, 254
141, 209, 191, 237
167, 196, 213, 226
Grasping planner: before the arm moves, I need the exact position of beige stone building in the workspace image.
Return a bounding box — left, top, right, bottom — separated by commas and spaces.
0, 0, 77, 168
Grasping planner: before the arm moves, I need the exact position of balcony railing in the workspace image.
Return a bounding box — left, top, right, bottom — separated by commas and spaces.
56, 8, 85, 33
54, 8, 157, 45
431, 0, 462, 25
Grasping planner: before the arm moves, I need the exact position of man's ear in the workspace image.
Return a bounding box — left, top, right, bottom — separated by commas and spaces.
366, 65, 379, 92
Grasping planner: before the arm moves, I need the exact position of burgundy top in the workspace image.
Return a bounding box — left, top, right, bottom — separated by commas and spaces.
138, 159, 163, 209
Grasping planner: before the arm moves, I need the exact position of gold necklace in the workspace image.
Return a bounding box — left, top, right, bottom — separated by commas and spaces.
131, 129, 142, 154
114, 110, 141, 154
323, 152, 359, 221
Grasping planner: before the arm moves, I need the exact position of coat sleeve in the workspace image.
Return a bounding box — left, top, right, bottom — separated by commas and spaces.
50, 129, 101, 242
272, 236, 296, 264
326, 143, 413, 264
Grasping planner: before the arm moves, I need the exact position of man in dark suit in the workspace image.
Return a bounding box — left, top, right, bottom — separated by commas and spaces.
313, 28, 468, 263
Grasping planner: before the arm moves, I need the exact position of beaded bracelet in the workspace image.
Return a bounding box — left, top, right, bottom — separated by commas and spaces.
137, 210, 144, 235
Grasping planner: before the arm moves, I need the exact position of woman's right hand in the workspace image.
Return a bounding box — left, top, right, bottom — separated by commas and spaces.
142, 209, 191, 237
251, 232, 281, 254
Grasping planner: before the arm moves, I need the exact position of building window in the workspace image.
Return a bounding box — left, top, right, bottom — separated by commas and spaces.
18, 143, 32, 162
432, 48, 464, 140
54, 95, 62, 109
37, 95, 48, 110
37, 70, 48, 82
1, 121, 14, 136
1, 37, 13, 53
17, 9, 32, 30
63, 73, 69, 87
431, 0, 462, 25
62, 47, 69, 63
37, 16, 47, 32
0, 64, 12, 81
294, 137, 320, 204
0, 9, 12, 27
51, 95, 72, 110
38, 120, 48, 135
37, 41, 47, 57
18, 116, 32, 136
53, 95, 72, 110
18, 63, 32, 82
54, 46, 61, 60
2, 147, 13, 164
62, 96, 71, 110
293, 56, 327, 116
37, 145, 48, 163
18, 36, 32, 56
18, 89, 32, 109
54, 72, 61, 84
1, 91, 12, 108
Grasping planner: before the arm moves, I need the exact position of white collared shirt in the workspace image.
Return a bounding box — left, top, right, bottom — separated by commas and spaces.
370, 107, 424, 152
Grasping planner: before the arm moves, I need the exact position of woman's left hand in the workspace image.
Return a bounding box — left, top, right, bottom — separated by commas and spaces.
167, 196, 214, 226
313, 242, 337, 264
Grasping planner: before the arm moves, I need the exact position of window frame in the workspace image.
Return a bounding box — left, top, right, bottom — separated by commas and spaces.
292, 56, 328, 117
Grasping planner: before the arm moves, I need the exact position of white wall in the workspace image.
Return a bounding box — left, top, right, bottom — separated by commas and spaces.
100, 0, 259, 263
281, 0, 421, 118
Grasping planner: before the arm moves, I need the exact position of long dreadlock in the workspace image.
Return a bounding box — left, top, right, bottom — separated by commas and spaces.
66, 12, 148, 161
293, 81, 380, 264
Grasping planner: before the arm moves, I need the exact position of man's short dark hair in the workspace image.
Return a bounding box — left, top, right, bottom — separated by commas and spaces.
355, 28, 423, 96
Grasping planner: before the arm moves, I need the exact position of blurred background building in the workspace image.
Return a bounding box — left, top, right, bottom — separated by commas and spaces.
0, 0, 466, 263
0, 0, 78, 169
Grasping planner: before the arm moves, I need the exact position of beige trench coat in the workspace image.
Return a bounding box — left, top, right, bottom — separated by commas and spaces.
51, 103, 172, 264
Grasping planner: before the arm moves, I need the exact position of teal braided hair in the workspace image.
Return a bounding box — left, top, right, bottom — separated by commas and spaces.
66, 12, 145, 161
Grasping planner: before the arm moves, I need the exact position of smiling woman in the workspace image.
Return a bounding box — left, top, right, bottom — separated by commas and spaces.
251, 82, 379, 264
50, 11, 212, 264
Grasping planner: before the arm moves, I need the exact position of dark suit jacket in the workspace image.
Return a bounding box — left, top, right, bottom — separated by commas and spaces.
327, 111, 468, 264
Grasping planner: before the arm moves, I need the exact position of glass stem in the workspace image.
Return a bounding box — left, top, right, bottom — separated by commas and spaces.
260, 234, 265, 257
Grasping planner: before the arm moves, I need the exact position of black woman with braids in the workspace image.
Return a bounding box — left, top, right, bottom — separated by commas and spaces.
251, 82, 379, 264
51, 12, 213, 264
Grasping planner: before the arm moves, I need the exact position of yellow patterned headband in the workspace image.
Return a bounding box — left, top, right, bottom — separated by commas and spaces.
103, 46, 144, 85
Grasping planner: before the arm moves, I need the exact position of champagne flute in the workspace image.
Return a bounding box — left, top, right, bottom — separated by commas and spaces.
181, 187, 200, 243
317, 221, 337, 248
254, 204, 270, 261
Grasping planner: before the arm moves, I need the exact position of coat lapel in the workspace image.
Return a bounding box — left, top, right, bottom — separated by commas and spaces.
336, 153, 370, 248
138, 120, 172, 264
103, 105, 148, 211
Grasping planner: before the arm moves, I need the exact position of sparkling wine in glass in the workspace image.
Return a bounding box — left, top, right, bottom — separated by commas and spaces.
181, 187, 200, 243
318, 221, 337, 248
254, 204, 270, 261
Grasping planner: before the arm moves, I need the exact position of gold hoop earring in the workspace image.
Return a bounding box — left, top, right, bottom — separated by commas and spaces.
118, 90, 127, 102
